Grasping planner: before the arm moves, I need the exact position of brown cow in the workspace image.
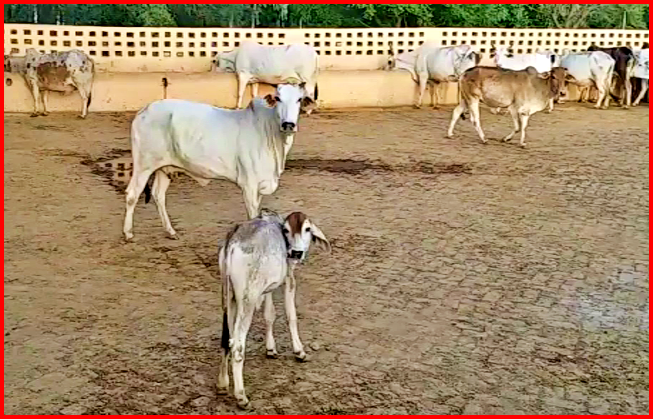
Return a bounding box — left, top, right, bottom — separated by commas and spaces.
447, 66, 568, 148
587, 45, 636, 107
4, 48, 94, 118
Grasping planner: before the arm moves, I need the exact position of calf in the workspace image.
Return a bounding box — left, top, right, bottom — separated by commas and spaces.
217, 209, 331, 409
447, 66, 568, 148
587, 45, 636, 107
4, 48, 94, 118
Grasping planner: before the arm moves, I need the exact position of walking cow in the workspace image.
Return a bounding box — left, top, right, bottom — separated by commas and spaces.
4, 48, 94, 118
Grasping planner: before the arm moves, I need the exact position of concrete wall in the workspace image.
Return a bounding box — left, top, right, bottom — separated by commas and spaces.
5, 23, 650, 72
4, 69, 584, 114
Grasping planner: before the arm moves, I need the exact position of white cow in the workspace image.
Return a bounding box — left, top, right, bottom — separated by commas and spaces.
386, 42, 481, 109
4, 48, 94, 118
632, 47, 649, 106
122, 83, 314, 242
559, 50, 615, 109
218, 209, 330, 409
212, 42, 319, 114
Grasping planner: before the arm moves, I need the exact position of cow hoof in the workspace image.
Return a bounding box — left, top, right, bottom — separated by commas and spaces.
294, 351, 308, 362
413, 104, 422, 110
446, 133, 454, 139
266, 349, 279, 359
30, 113, 39, 118
78, 115, 87, 119
432, 106, 441, 111
167, 233, 179, 240
237, 399, 252, 410
520, 144, 527, 149
216, 386, 229, 396
123, 234, 134, 243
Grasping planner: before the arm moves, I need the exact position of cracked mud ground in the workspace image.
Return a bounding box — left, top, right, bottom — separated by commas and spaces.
4, 104, 649, 414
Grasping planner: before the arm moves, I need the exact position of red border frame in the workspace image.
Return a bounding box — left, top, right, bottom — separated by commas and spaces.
2, 1, 650, 418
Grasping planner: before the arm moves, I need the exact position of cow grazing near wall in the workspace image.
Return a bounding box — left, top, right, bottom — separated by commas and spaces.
211, 42, 319, 115
385, 42, 481, 109
4, 48, 94, 118
587, 44, 636, 107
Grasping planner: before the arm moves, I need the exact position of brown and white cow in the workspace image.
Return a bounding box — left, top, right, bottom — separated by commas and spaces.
447, 66, 568, 148
4, 48, 94, 118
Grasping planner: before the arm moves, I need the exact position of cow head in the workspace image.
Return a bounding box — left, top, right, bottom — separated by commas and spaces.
264, 83, 313, 134
212, 50, 236, 73
283, 211, 331, 263
540, 67, 569, 99
453, 45, 480, 77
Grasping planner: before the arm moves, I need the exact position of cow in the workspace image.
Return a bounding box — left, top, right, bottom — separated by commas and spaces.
447, 66, 568, 148
490, 42, 559, 112
4, 48, 94, 118
385, 42, 481, 109
122, 83, 314, 242
631, 47, 649, 106
217, 208, 331, 409
211, 42, 319, 115
587, 44, 636, 107
559, 50, 615, 109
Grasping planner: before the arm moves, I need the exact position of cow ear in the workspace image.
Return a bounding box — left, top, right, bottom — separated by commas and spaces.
538, 71, 551, 79
565, 73, 576, 82
309, 222, 331, 253
301, 96, 314, 107
264, 94, 277, 107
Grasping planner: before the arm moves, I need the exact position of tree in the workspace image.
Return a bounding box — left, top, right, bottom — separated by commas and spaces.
588, 4, 649, 29
536, 4, 597, 29
354, 4, 433, 27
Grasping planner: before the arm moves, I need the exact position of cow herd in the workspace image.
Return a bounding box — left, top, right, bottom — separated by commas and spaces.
3, 37, 650, 409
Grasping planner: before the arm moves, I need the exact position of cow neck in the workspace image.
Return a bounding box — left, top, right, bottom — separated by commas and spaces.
249, 99, 287, 177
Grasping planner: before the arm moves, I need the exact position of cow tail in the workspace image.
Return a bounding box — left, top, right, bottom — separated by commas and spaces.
87, 91, 92, 108
314, 83, 319, 101
220, 249, 232, 355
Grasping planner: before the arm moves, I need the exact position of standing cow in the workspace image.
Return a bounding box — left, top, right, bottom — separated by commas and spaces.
4, 48, 94, 118
122, 83, 314, 242
211, 42, 319, 114
447, 66, 568, 148
587, 45, 636, 107
385, 42, 481, 109
559, 50, 615, 109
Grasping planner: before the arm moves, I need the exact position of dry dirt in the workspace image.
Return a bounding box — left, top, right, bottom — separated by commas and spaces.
4, 103, 649, 414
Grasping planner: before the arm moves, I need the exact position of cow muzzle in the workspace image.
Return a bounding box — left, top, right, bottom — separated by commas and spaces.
281, 122, 297, 133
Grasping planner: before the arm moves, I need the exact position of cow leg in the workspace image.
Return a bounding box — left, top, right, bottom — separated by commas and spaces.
446, 102, 466, 138
40, 90, 49, 116
152, 170, 177, 239
468, 100, 486, 144
415, 74, 428, 109
236, 73, 250, 109
547, 97, 554, 113
242, 186, 261, 219
231, 300, 257, 409
518, 112, 531, 148
251, 82, 259, 99
624, 75, 632, 108
285, 269, 307, 362
502, 107, 520, 143
264, 293, 278, 358
633, 79, 648, 106
78, 87, 90, 119
123, 170, 154, 241
596, 80, 610, 110
432, 82, 442, 110
29, 83, 41, 117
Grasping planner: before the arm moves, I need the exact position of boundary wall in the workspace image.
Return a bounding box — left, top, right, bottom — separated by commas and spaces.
5, 24, 649, 72
3, 24, 646, 112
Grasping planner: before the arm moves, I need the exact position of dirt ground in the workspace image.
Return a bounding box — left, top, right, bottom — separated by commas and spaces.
4, 103, 649, 414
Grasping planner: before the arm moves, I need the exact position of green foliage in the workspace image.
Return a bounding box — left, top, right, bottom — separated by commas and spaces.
3, 4, 649, 29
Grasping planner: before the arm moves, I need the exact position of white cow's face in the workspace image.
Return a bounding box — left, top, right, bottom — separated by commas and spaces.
283, 212, 330, 263
265, 84, 313, 134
